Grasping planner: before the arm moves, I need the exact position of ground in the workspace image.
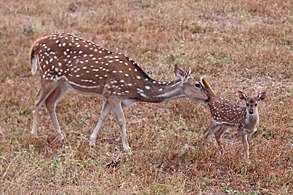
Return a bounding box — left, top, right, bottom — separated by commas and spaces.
0, 0, 293, 194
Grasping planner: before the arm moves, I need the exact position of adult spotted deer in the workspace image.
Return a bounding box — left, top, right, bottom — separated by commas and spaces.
30, 33, 209, 151
200, 77, 266, 159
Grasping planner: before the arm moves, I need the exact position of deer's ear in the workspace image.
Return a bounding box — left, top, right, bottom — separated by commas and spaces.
186, 67, 192, 78
238, 91, 247, 101
257, 92, 266, 101
174, 64, 184, 78
174, 64, 189, 82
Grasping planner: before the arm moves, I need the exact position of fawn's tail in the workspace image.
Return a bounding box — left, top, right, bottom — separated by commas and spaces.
29, 35, 51, 75
200, 77, 216, 97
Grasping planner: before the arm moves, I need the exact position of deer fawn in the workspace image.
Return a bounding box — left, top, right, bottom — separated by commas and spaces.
30, 33, 209, 151
200, 77, 266, 159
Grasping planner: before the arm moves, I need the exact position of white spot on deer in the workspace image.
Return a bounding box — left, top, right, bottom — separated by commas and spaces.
145, 86, 150, 90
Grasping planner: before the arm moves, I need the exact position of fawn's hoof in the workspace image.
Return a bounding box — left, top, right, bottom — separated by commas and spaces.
89, 138, 96, 147
122, 145, 131, 153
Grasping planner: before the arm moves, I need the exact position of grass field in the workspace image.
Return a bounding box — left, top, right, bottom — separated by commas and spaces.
1, 0, 293, 194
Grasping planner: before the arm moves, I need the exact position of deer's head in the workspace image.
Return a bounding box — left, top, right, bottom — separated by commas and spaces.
174, 65, 209, 102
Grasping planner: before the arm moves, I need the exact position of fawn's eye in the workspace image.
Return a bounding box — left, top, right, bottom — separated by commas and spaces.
194, 83, 201, 88
246, 103, 249, 107
255, 103, 258, 106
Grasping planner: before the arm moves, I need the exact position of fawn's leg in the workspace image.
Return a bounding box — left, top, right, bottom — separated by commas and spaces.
214, 126, 228, 153
247, 128, 257, 141
240, 130, 249, 160
31, 79, 64, 136
45, 82, 69, 139
203, 122, 221, 140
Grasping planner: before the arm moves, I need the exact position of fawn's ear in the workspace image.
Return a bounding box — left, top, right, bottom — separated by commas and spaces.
257, 92, 266, 101
238, 91, 247, 101
174, 64, 190, 82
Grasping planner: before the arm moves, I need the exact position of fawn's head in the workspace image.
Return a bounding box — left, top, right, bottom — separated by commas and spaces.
174, 65, 209, 102
239, 91, 266, 115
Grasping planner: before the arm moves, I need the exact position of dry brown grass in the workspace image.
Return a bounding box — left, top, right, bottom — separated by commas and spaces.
1, 0, 292, 194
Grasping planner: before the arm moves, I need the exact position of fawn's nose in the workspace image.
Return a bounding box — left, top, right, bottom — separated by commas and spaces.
249, 109, 254, 114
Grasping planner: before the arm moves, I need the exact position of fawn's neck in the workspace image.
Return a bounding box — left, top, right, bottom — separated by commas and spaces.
245, 109, 259, 128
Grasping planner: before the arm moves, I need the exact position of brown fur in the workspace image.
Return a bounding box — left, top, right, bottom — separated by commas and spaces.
201, 77, 266, 160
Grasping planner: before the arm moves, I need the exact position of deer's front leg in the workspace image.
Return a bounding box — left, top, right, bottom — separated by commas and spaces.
111, 100, 131, 152
90, 101, 111, 147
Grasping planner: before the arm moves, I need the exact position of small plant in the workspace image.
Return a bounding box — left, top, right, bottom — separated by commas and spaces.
220, 182, 239, 194
162, 47, 190, 65
20, 25, 35, 36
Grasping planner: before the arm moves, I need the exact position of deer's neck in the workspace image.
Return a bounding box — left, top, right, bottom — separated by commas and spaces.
136, 79, 184, 103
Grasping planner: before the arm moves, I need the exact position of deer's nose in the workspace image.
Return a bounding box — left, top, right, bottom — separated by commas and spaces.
249, 109, 254, 114
205, 96, 211, 103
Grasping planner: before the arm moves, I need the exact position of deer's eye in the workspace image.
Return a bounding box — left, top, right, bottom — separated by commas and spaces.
255, 103, 258, 106
246, 103, 249, 107
194, 83, 201, 88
